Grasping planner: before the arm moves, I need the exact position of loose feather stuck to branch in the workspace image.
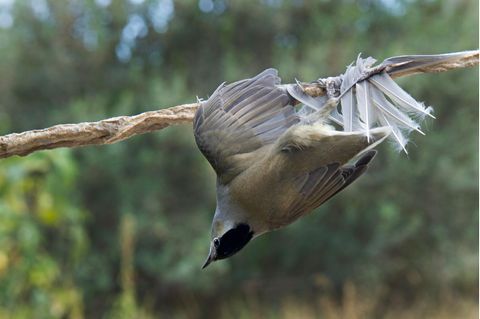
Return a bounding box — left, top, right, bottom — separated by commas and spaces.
289, 51, 475, 152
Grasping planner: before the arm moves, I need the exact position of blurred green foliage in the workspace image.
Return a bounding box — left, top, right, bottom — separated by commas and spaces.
0, 150, 86, 318
0, 0, 477, 318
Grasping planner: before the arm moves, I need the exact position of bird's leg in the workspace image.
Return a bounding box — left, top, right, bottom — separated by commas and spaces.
303, 97, 339, 124
302, 76, 341, 125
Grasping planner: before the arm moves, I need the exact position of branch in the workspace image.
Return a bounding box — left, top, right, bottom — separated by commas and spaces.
1, 50, 478, 159
301, 50, 480, 97
0, 103, 198, 158
388, 50, 480, 78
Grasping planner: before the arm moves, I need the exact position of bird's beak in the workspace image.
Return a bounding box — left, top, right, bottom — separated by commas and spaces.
202, 244, 215, 269
202, 254, 213, 269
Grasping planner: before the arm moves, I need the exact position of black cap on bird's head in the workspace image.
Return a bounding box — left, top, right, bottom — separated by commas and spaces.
202, 223, 254, 269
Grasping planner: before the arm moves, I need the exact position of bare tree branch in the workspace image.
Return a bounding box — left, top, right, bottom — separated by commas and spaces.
387, 50, 480, 78
0, 103, 198, 158
1, 50, 478, 159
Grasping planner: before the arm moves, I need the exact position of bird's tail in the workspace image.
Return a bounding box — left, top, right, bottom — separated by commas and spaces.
287, 53, 474, 153
338, 54, 435, 153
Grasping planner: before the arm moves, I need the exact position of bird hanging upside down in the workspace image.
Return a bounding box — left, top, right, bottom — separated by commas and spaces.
193, 53, 462, 269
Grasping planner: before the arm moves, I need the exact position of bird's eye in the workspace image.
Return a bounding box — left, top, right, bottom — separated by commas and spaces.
213, 238, 220, 248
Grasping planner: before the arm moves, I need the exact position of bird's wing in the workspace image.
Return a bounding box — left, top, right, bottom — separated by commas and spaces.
194, 69, 299, 183
285, 150, 377, 222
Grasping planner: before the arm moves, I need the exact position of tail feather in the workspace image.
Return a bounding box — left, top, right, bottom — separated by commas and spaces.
370, 88, 424, 135
368, 73, 434, 119
337, 56, 434, 153
285, 54, 443, 153
378, 112, 409, 153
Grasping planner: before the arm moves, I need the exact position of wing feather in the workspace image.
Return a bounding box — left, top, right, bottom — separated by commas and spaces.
286, 151, 377, 220
194, 69, 299, 183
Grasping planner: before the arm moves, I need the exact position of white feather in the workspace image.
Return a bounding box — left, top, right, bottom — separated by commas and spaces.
286, 55, 436, 152
370, 87, 424, 135
369, 73, 435, 119
379, 113, 409, 154
355, 81, 375, 141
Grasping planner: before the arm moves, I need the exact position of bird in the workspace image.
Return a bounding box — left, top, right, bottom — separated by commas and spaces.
193, 53, 458, 269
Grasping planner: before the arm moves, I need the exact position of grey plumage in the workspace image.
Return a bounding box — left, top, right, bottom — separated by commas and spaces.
194, 68, 299, 184
194, 68, 390, 268
293, 54, 436, 152
194, 52, 457, 266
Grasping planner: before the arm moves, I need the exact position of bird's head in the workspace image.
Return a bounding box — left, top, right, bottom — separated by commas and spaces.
202, 219, 254, 269
202, 182, 259, 269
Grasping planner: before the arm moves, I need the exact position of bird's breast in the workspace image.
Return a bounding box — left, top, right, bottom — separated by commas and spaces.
228, 153, 305, 230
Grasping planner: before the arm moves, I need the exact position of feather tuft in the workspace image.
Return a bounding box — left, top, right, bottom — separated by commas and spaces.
285, 54, 438, 152
336, 57, 434, 152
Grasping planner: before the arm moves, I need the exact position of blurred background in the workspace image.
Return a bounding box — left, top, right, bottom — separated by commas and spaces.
0, 0, 478, 318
